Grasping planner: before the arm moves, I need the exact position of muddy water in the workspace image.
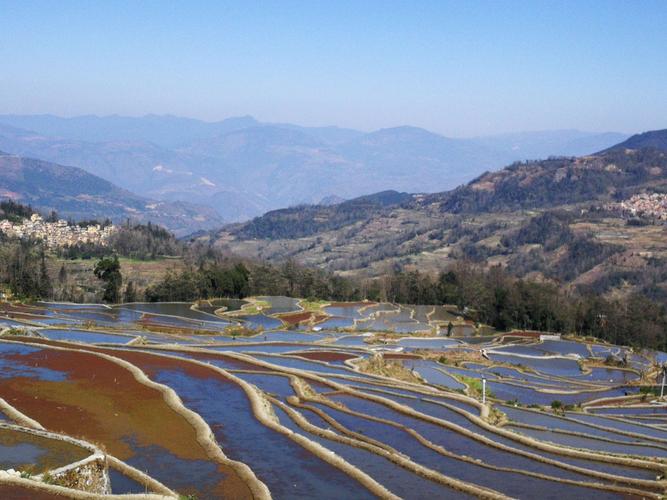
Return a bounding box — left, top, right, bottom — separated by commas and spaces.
0, 341, 252, 499
0, 428, 90, 473
110, 350, 373, 499
0, 484, 63, 499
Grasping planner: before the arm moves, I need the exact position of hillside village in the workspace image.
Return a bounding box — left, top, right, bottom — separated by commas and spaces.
614, 193, 667, 221
0, 213, 115, 248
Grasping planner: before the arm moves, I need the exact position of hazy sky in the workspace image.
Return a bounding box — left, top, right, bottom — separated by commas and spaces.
1, 0, 666, 136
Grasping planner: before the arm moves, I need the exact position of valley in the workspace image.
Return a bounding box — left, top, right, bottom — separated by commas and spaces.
2, 3, 665, 499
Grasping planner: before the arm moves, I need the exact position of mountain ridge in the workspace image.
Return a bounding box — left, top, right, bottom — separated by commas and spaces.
0, 151, 223, 235
209, 134, 667, 302
0, 114, 628, 222
600, 128, 667, 153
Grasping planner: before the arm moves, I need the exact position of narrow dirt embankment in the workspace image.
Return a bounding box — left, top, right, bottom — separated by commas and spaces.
288, 378, 662, 498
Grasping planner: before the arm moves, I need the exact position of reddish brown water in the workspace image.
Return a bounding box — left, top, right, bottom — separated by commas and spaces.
0, 341, 253, 498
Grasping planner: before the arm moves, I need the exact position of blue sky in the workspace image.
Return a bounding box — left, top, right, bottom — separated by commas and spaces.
1, 0, 666, 136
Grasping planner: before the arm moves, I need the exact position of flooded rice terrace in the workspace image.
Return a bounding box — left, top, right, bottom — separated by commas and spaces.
1, 297, 666, 499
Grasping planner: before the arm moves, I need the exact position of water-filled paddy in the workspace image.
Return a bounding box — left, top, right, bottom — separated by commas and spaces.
397, 337, 461, 349
407, 360, 466, 390
0, 428, 90, 474
5, 299, 666, 499
0, 341, 250, 498
506, 424, 667, 457
108, 467, 148, 494
321, 395, 627, 498
487, 353, 583, 377
257, 296, 301, 314
118, 302, 229, 322
119, 351, 372, 499
38, 328, 134, 344
238, 314, 284, 330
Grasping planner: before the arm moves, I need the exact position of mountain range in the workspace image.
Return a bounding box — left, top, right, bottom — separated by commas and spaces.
2, 120, 666, 299
0, 114, 627, 222
210, 129, 667, 300
0, 151, 223, 235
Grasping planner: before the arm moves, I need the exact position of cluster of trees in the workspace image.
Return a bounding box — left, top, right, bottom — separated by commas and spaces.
93, 255, 123, 303
58, 220, 183, 260
501, 211, 573, 250
144, 259, 359, 303
1, 199, 664, 350
108, 221, 182, 260
0, 240, 52, 299
367, 264, 667, 350
0, 200, 34, 223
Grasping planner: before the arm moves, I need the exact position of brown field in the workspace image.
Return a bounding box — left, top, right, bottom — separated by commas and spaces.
0, 484, 63, 499
290, 351, 358, 362
276, 311, 328, 326
382, 353, 421, 360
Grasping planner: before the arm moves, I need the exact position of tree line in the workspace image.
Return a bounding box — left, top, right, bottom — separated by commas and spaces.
1, 200, 664, 350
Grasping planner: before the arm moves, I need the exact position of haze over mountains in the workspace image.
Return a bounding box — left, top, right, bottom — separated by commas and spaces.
0, 114, 627, 222
0, 151, 223, 235
212, 130, 667, 300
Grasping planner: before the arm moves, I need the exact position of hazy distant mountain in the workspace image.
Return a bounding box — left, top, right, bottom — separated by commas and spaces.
270, 123, 364, 145
337, 126, 506, 189
0, 151, 223, 235
222, 131, 667, 245
0, 123, 238, 214
601, 129, 667, 153
0, 114, 260, 148
0, 114, 628, 222
212, 135, 667, 299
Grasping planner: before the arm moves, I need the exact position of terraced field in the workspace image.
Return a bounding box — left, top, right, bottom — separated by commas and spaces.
0, 298, 666, 498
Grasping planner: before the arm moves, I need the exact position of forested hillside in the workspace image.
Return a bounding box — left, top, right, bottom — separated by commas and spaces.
211, 138, 667, 305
